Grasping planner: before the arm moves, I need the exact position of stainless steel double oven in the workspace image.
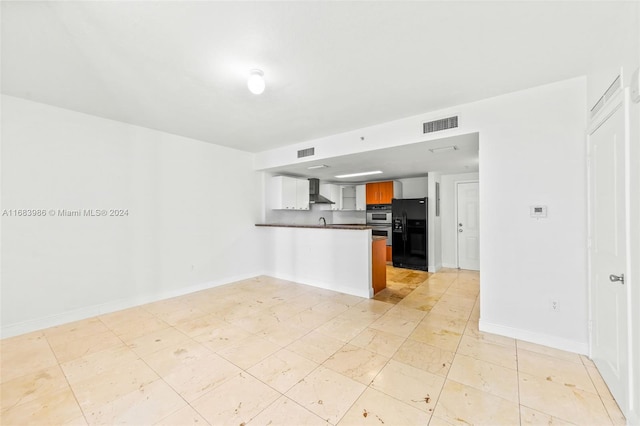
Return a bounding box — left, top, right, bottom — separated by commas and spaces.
366, 204, 392, 246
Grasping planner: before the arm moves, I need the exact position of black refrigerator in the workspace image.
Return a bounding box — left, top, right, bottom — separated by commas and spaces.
392, 198, 428, 271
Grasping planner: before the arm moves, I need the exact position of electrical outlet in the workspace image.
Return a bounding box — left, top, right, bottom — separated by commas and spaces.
550, 299, 559, 312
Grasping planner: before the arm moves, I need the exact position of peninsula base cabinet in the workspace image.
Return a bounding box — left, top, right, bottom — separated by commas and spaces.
270, 176, 309, 210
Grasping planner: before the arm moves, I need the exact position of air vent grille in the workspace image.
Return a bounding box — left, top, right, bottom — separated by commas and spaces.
297, 147, 315, 158
423, 116, 458, 134
591, 75, 621, 118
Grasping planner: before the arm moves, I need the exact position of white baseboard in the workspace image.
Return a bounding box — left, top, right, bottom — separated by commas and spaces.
264, 271, 371, 299
479, 319, 589, 355
441, 262, 458, 269
0, 271, 262, 339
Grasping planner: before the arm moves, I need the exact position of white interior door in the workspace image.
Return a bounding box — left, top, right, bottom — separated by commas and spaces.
588, 91, 628, 412
457, 182, 480, 270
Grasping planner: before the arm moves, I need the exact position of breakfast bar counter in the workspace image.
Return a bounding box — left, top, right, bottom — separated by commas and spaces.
256, 224, 381, 298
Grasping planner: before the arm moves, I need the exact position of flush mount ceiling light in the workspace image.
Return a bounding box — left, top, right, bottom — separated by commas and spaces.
307, 164, 329, 170
335, 170, 383, 179
429, 145, 458, 154
247, 69, 265, 95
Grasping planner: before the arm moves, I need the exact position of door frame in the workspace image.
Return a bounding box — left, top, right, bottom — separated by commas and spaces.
455, 180, 479, 269
586, 85, 632, 416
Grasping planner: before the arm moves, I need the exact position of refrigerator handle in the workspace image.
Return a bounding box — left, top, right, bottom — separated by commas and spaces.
402, 212, 407, 242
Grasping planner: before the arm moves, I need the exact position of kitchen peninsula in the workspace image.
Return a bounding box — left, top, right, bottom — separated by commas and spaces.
256, 224, 386, 298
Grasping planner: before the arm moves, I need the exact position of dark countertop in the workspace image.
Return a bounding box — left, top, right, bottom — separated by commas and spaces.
255, 223, 371, 230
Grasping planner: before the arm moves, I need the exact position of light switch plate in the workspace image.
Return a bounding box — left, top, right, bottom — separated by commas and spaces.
530, 205, 547, 218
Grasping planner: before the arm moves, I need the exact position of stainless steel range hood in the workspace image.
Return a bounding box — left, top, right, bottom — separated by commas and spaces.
308, 178, 335, 204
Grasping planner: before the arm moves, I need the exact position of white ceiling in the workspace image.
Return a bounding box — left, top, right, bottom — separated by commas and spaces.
266, 132, 479, 183
0, 1, 627, 154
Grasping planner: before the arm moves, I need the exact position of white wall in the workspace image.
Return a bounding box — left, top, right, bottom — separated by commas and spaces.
440, 172, 479, 268
398, 176, 428, 198
255, 76, 589, 354
0, 95, 265, 338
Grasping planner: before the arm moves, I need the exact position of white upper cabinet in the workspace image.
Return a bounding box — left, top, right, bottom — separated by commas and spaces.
355, 185, 366, 210
320, 184, 341, 210
270, 176, 309, 210
295, 179, 310, 210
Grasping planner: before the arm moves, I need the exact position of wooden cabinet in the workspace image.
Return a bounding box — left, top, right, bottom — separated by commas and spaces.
270, 176, 309, 210
366, 181, 403, 204
372, 238, 387, 294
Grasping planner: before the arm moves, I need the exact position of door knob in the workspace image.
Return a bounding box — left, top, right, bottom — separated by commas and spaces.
458, 229, 463, 233
609, 274, 625, 284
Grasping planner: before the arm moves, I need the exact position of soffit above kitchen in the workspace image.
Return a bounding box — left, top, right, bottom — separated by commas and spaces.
265, 133, 480, 183
0, 2, 630, 153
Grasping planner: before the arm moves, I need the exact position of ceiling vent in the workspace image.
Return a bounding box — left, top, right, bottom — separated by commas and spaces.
297, 147, 315, 158
423, 116, 458, 134
591, 75, 622, 119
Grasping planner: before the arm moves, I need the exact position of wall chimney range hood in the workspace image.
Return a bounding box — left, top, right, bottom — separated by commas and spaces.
308, 178, 334, 204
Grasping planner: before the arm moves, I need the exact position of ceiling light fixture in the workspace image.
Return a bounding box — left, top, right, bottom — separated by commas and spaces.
429, 145, 458, 153
247, 69, 265, 95
307, 164, 329, 170
335, 170, 383, 179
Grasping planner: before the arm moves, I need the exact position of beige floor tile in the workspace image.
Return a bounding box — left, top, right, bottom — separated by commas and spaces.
420, 312, 467, 334
428, 416, 457, 426
395, 292, 438, 311
248, 395, 327, 426
370, 359, 445, 413
228, 311, 284, 334
191, 372, 280, 425
0, 387, 85, 426
110, 317, 171, 341
48, 329, 123, 363
392, 339, 454, 377
428, 301, 473, 320
517, 348, 596, 393
516, 340, 583, 364
0, 332, 60, 383
172, 313, 226, 337
315, 315, 372, 343
520, 405, 576, 425
60, 343, 139, 384
456, 334, 517, 370
369, 306, 425, 338
436, 293, 477, 309
447, 353, 518, 403
154, 405, 208, 425
519, 372, 611, 425
288, 308, 339, 331
83, 378, 185, 425
44, 317, 109, 343
0, 364, 69, 412
192, 322, 254, 352
323, 344, 388, 385
408, 321, 462, 352
338, 387, 431, 425
602, 396, 627, 426
142, 339, 240, 401
463, 321, 516, 347
68, 358, 160, 409
586, 365, 615, 400
349, 327, 406, 358
98, 306, 156, 327
350, 299, 393, 316
580, 354, 597, 368
433, 380, 519, 426
124, 327, 190, 356
247, 348, 319, 393
217, 334, 281, 369
257, 322, 310, 347
287, 330, 345, 364
286, 366, 366, 424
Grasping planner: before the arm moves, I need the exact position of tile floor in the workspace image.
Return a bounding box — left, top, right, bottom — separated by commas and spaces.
0, 268, 626, 425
